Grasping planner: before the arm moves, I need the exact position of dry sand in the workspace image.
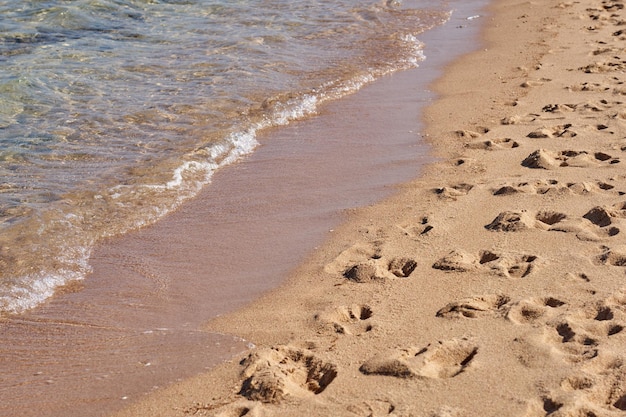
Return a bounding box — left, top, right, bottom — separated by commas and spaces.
112, 0, 626, 416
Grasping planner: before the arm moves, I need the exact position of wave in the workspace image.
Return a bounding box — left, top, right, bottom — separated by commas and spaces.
0, 0, 450, 314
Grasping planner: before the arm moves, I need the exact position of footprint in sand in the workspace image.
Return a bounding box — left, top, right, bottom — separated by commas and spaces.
464, 137, 520, 150
479, 250, 539, 278
567, 81, 612, 93
592, 45, 625, 57
433, 183, 473, 200
342, 256, 417, 283
541, 103, 577, 114
325, 242, 417, 283
342, 262, 387, 283
506, 295, 612, 370
435, 283, 625, 412
509, 286, 626, 368
552, 220, 620, 242
455, 127, 490, 139
595, 245, 626, 266
431, 250, 478, 272
388, 257, 418, 278
448, 156, 486, 173
397, 216, 434, 238
521, 149, 620, 169
542, 100, 625, 115
547, 203, 626, 240
527, 314, 598, 366
543, 295, 624, 365
544, 319, 600, 363
485, 209, 620, 241
436, 294, 511, 319
238, 345, 338, 404
598, 287, 626, 319
315, 304, 374, 336
506, 296, 567, 325
359, 338, 478, 379
485, 209, 568, 232
577, 302, 625, 339
533, 354, 626, 417
526, 124, 577, 138
567, 180, 617, 195
580, 60, 626, 73
492, 179, 560, 196
492, 179, 616, 196
432, 249, 540, 278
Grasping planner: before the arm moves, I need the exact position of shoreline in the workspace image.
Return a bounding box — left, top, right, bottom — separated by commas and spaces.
113, 0, 626, 416
0, 2, 490, 417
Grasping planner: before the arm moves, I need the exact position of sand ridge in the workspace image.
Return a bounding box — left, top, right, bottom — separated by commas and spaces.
112, 0, 626, 416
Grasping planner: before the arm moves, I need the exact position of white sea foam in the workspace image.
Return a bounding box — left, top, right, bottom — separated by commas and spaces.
401, 37, 426, 67
0, 246, 92, 314
166, 161, 214, 190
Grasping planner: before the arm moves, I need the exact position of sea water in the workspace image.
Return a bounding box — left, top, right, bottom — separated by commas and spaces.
0, 0, 452, 314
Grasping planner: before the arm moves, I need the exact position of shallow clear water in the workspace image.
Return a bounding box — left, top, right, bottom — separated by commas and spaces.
0, 0, 452, 313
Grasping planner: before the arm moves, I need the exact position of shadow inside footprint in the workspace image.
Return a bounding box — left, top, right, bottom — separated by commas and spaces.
583, 203, 626, 235
584, 207, 613, 227
556, 323, 576, 343
594, 306, 614, 321
615, 395, 626, 411
542, 398, 564, 414
388, 257, 417, 278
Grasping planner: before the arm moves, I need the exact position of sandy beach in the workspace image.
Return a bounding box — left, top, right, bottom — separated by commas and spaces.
111, 0, 626, 416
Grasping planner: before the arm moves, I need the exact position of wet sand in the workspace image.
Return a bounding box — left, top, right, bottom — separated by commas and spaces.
109, 0, 626, 415
0, 2, 488, 416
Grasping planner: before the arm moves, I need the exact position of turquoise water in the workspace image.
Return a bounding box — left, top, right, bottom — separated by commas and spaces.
0, 0, 452, 313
